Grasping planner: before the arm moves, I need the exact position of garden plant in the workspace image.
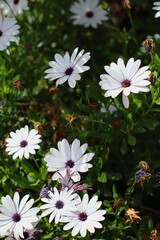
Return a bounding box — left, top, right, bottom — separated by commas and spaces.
0, 0, 160, 239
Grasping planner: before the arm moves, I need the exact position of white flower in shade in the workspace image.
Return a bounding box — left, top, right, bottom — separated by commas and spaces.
0, 192, 39, 239
0, 0, 29, 16
99, 58, 151, 108
6, 125, 42, 159
60, 193, 106, 237
101, 102, 117, 114
0, 15, 20, 51
44, 47, 91, 88
44, 138, 95, 182
70, 0, 108, 28
40, 188, 80, 224
4, 220, 42, 240
153, 2, 160, 18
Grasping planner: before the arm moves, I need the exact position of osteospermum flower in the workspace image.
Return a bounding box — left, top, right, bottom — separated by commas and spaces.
44, 138, 95, 182
60, 193, 106, 237
4, 220, 42, 240
0, 0, 29, 16
99, 58, 151, 108
70, 0, 108, 28
40, 188, 80, 224
153, 2, 160, 18
0, 192, 39, 239
0, 15, 20, 51
44, 47, 91, 88
6, 125, 42, 159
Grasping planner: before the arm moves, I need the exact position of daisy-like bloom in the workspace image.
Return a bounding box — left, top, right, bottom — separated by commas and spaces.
99, 58, 151, 108
40, 188, 80, 224
44, 47, 90, 88
58, 167, 92, 192
44, 138, 95, 182
4, 220, 42, 240
60, 193, 106, 237
0, 15, 20, 51
0, 192, 39, 239
70, 0, 108, 28
6, 125, 42, 159
153, 2, 160, 18
0, 0, 29, 16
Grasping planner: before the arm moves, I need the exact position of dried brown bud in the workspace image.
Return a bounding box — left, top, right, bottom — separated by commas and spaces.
111, 120, 121, 128
34, 124, 44, 136
49, 87, 60, 95
135, 168, 151, 186
125, 208, 141, 223
139, 161, 150, 172
149, 73, 156, 86
112, 198, 123, 209
150, 230, 160, 240
13, 80, 25, 91
88, 102, 101, 111
143, 39, 156, 55
122, 0, 131, 9
65, 114, 77, 127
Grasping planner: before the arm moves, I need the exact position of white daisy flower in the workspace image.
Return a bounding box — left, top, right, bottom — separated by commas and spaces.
0, 192, 39, 239
4, 220, 42, 240
6, 125, 42, 159
44, 138, 95, 182
0, 0, 29, 16
61, 193, 106, 237
70, 0, 108, 28
44, 47, 91, 88
153, 2, 160, 18
40, 188, 80, 224
0, 15, 20, 51
99, 58, 151, 108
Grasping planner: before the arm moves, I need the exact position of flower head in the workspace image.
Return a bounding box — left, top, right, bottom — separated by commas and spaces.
125, 208, 141, 223
0, 15, 20, 51
135, 168, 151, 186
40, 188, 80, 224
44, 138, 95, 182
153, 2, 160, 18
58, 167, 92, 192
70, 0, 108, 28
0, 0, 29, 16
0, 192, 39, 239
44, 47, 90, 88
99, 58, 151, 108
6, 125, 42, 159
61, 193, 106, 237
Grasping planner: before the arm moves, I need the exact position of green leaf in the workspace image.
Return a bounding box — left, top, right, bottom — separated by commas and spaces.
127, 134, 136, 146
10, 174, 29, 189
98, 172, 107, 183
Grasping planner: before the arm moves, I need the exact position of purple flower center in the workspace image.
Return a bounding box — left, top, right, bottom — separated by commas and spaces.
12, 213, 21, 222
13, 0, 19, 4
121, 79, 131, 88
0, 30, 3, 37
22, 231, 29, 239
79, 212, 88, 221
86, 11, 94, 18
65, 160, 75, 168
55, 200, 64, 209
20, 140, 28, 148
65, 67, 74, 76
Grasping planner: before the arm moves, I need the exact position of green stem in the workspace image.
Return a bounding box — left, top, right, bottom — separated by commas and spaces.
127, 9, 138, 48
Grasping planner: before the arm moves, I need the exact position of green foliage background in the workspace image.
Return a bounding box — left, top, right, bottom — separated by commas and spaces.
1, 0, 160, 239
